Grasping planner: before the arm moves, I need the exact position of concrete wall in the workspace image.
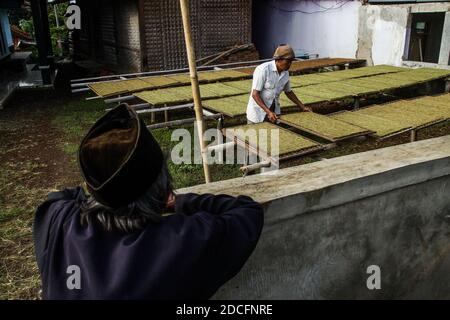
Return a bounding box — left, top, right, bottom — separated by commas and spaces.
253, 0, 360, 59
179, 135, 450, 299
439, 12, 450, 66
358, 2, 450, 67
253, 1, 450, 68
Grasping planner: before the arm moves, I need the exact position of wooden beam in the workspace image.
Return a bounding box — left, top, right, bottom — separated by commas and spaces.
30, 0, 52, 84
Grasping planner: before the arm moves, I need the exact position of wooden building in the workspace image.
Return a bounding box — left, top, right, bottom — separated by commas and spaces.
74, 0, 252, 73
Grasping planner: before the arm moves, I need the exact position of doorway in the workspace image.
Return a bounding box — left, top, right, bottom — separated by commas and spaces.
408, 12, 446, 63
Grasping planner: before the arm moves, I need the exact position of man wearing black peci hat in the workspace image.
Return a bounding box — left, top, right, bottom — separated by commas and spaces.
33, 103, 264, 300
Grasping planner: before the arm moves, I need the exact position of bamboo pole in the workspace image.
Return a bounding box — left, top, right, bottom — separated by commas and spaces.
240, 160, 272, 175
179, 0, 211, 183
146, 114, 221, 130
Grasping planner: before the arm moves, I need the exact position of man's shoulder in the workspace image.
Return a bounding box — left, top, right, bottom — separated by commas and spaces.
35, 187, 85, 222
46, 187, 86, 203
33, 187, 86, 264
34, 187, 86, 236
254, 61, 272, 73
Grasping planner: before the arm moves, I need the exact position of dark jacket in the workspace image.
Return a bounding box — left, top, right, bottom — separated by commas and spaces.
33, 187, 264, 300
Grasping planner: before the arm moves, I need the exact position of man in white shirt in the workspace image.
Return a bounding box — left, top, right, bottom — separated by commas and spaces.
246, 44, 312, 124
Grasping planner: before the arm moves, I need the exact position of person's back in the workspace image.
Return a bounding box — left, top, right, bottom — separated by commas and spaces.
33, 104, 264, 299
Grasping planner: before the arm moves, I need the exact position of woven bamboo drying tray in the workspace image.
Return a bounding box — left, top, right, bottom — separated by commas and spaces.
222, 122, 323, 160
279, 112, 372, 142
89, 79, 149, 97
202, 93, 318, 117
356, 102, 442, 127
330, 111, 412, 138
89, 70, 249, 97
294, 85, 352, 101
139, 76, 180, 87
203, 95, 250, 117
221, 79, 253, 91
134, 82, 247, 106
386, 99, 449, 121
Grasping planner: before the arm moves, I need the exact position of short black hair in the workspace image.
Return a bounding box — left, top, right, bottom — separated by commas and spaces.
80, 160, 173, 233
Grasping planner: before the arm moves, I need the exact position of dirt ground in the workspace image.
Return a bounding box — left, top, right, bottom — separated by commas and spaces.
0, 90, 102, 299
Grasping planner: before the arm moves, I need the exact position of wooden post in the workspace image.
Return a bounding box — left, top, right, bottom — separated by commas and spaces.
151, 104, 155, 123
30, 0, 52, 84
164, 104, 169, 122
410, 129, 417, 142
179, 0, 211, 183
353, 97, 360, 110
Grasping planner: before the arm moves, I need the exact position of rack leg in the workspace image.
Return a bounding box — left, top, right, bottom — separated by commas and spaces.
410, 129, 417, 142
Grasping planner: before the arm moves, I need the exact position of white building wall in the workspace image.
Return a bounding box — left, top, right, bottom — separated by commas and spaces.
253, 0, 361, 59
253, 1, 450, 68
438, 12, 450, 65
358, 2, 450, 67
359, 5, 409, 66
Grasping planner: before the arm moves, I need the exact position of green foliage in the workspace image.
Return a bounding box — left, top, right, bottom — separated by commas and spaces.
47, 3, 69, 57
17, 3, 70, 58
18, 18, 34, 36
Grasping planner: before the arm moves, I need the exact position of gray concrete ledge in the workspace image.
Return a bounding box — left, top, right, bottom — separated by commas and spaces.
179, 135, 450, 299
179, 135, 450, 226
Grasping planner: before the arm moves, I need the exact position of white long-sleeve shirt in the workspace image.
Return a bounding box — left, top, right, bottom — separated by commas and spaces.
246, 60, 292, 123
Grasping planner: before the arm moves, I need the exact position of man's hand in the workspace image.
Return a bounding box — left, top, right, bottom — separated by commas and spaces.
285, 90, 310, 113
267, 111, 278, 123
166, 192, 176, 211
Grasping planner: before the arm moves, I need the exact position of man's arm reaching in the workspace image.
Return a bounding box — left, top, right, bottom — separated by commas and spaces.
285, 90, 312, 112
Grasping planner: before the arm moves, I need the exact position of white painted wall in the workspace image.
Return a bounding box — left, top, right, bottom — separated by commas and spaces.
358, 2, 450, 67
366, 6, 409, 66
438, 12, 450, 65
253, 0, 361, 59
253, 1, 450, 67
